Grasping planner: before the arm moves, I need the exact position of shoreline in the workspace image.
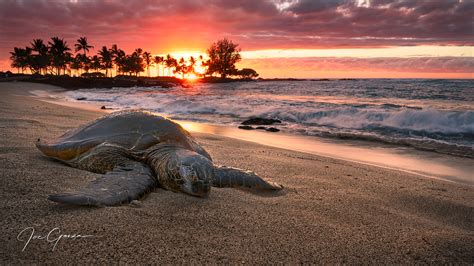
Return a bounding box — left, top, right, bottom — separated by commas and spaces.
1, 81, 473, 263
30, 83, 474, 186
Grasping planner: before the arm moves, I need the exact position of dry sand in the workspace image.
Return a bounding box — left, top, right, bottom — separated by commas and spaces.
0, 82, 472, 264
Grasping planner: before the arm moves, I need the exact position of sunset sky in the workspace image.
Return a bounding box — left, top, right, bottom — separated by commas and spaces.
0, 0, 472, 78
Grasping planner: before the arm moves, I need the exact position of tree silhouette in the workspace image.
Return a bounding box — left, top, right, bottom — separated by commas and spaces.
201, 57, 212, 77
188, 56, 196, 76
29, 39, 49, 74
75, 53, 90, 74
174, 57, 187, 79
235, 68, 259, 79
90, 55, 101, 72
174, 56, 198, 79
143, 51, 153, 77
133, 49, 144, 76
65, 53, 73, 76
154, 56, 165, 76
117, 50, 145, 76
207, 38, 241, 78
9, 47, 30, 74
110, 44, 120, 76
165, 54, 177, 77
98, 46, 113, 77
70, 55, 83, 76
111, 45, 125, 76
48, 37, 71, 75
9, 36, 257, 79
75, 37, 93, 56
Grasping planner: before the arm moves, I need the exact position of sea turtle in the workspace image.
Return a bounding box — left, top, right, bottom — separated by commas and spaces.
36, 110, 283, 206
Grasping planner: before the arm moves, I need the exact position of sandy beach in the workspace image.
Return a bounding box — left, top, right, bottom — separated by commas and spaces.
0, 82, 472, 263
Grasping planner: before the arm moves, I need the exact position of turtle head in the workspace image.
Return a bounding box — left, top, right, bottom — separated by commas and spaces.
148, 144, 214, 197
177, 155, 213, 197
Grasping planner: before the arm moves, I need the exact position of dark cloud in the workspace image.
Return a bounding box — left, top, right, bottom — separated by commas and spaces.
286, 0, 351, 13
0, 0, 472, 69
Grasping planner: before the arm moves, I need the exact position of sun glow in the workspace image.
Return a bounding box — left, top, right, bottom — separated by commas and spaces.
167, 51, 206, 59
150, 51, 207, 80
186, 73, 198, 80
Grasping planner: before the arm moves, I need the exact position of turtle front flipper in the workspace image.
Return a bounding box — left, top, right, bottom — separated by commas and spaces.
49, 162, 157, 206
213, 166, 283, 191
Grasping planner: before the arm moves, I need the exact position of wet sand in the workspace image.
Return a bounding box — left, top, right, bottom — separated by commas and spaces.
0, 82, 473, 264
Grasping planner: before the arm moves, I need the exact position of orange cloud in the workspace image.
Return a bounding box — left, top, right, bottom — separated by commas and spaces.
1, 0, 473, 78
240, 57, 474, 79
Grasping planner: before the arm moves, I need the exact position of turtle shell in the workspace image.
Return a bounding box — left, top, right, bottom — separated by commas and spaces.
36, 110, 207, 161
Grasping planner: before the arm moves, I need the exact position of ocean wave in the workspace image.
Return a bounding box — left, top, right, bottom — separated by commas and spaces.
265, 108, 474, 135
301, 127, 474, 158
61, 80, 474, 158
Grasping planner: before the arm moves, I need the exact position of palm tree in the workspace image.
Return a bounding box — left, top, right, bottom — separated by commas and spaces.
132, 48, 143, 76
98, 46, 113, 77
117, 55, 131, 76
48, 37, 71, 75
175, 57, 188, 79
9, 47, 30, 73
90, 55, 101, 72
142, 51, 153, 77
188, 56, 196, 76
75, 37, 93, 56
134, 48, 143, 56
165, 54, 177, 77
198, 55, 206, 77
133, 51, 145, 76
70, 55, 83, 76
30, 39, 49, 74
110, 44, 120, 76
113, 49, 126, 76
110, 44, 126, 76
75, 53, 91, 74
202, 59, 213, 77
154, 56, 165, 76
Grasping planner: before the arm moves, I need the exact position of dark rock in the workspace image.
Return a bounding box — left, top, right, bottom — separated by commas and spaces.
241, 117, 281, 125
266, 127, 280, 132
238, 125, 255, 130
24, 76, 183, 90
76, 97, 87, 101
256, 126, 267, 130
100, 106, 106, 110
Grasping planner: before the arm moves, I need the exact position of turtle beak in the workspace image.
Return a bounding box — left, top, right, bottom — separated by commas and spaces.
181, 180, 210, 197
193, 181, 211, 197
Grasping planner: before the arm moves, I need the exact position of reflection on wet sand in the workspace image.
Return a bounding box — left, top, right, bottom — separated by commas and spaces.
180, 120, 474, 186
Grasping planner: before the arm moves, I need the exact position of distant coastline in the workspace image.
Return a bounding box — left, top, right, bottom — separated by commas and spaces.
2, 72, 471, 91
0, 72, 257, 89
0, 72, 316, 90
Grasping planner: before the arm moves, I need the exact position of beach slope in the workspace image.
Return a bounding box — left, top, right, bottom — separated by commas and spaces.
0, 82, 472, 264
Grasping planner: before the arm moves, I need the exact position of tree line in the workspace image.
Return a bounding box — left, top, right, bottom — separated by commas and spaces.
9, 37, 259, 79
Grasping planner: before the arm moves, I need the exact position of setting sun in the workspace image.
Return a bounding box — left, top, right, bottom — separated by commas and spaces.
185, 73, 198, 80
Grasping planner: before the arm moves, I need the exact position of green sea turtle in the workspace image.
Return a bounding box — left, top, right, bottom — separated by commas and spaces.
36, 110, 283, 206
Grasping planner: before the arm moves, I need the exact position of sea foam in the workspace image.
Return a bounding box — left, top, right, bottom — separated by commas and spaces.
61, 79, 474, 157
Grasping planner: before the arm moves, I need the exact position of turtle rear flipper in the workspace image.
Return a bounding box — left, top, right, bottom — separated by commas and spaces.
49, 162, 156, 206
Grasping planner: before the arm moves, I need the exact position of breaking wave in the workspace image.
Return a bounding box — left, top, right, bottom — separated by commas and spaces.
60, 79, 474, 157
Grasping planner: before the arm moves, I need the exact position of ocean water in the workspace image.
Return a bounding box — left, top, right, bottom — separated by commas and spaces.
61, 79, 474, 158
